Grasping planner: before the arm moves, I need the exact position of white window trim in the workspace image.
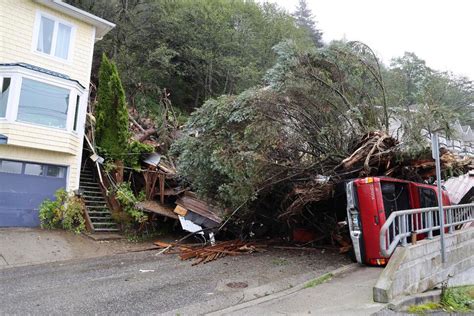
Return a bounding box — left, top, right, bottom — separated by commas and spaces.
32, 10, 77, 64
0, 66, 85, 133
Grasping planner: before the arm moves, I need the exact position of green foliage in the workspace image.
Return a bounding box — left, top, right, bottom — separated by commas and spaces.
172, 88, 281, 211
293, 0, 323, 48
407, 302, 442, 314
408, 286, 474, 314
124, 141, 155, 171
112, 182, 147, 225
39, 189, 86, 234
66, 0, 313, 112
441, 285, 474, 312
386, 51, 473, 148
304, 273, 333, 289
95, 54, 130, 161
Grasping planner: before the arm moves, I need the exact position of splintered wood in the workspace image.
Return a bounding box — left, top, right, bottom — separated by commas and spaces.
154, 240, 266, 265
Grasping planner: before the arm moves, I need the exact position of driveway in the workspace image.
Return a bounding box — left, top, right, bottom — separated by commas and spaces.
0, 247, 351, 314
0, 228, 153, 268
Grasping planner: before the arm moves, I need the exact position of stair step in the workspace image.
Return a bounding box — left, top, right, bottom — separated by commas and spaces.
93, 222, 117, 226
90, 217, 113, 221
87, 212, 112, 219
83, 195, 106, 200
94, 228, 120, 232
86, 203, 109, 210
79, 184, 102, 192
80, 181, 100, 186
83, 193, 103, 198
85, 200, 107, 204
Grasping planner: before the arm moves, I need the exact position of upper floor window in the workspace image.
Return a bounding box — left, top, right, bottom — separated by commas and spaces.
34, 13, 74, 61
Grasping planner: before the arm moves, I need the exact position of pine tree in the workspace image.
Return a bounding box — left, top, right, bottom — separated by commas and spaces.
95, 54, 129, 181
294, 0, 323, 48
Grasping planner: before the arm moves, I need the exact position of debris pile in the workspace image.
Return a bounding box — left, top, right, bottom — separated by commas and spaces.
154, 240, 267, 265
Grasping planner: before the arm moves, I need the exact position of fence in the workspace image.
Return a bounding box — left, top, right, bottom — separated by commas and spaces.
379, 203, 474, 257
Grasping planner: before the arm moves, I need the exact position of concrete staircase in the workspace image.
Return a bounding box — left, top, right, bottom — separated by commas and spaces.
79, 167, 119, 232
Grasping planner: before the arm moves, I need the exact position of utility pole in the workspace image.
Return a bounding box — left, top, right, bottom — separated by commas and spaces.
432, 133, 446, 263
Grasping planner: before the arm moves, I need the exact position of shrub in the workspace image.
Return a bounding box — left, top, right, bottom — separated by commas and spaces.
112, 182, 147, 225
39, 189, 86, 234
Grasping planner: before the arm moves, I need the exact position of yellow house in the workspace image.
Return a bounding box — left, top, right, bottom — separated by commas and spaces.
0, 0, 114, 226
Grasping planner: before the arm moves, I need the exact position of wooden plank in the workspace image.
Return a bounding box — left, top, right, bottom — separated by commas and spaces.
174, 205, 188, 216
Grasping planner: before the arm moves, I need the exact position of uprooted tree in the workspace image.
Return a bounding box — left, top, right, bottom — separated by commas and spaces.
172, 40, 472, 234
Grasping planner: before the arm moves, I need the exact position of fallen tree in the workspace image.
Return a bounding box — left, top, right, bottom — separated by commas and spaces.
171, 41, 472, 237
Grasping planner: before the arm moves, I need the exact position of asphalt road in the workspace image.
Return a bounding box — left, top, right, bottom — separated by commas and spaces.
0, 247, 350, 315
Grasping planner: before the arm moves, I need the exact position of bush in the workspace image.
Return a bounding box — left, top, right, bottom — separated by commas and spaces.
125, 141, 155, 170
39, 189, 86, 234
112, 182, 147, 225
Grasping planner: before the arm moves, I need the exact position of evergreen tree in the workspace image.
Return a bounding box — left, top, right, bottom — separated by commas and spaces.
294, 0, 323, 48
95, 54, 129, 181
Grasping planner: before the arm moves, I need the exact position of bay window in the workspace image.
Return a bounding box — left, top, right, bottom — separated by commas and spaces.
0, 77, 11, 117
0, 65, 85, 132
18, 78, 69, 129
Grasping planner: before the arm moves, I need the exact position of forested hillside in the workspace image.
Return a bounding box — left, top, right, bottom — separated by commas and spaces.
67, 0, 314, 113
69, 0, 473, 230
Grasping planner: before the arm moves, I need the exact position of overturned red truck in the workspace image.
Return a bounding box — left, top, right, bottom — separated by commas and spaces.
338, 177, 451, 266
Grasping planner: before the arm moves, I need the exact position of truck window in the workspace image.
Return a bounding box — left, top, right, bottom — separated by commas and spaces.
419, 188, 438, 208
381, 182, 411, 217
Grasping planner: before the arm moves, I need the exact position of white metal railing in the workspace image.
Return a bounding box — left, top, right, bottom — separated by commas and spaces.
379, 203, 474, 257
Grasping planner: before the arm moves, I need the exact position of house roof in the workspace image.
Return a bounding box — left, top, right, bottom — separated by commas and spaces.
33, 0, 115, 39
443, 171, 474, 204
0, 63, 85, 89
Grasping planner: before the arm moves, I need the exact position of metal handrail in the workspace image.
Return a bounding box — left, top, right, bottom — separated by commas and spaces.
379, 203, 474, 257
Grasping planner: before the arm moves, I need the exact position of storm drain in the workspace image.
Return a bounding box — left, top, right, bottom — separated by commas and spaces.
226, 281, 248, 289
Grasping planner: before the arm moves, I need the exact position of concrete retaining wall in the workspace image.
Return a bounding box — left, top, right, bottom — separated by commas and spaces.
373, 228, 474, 303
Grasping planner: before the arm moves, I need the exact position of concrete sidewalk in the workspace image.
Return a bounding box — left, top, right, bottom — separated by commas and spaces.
212, 266, 385, 315
0, 228, 153, 268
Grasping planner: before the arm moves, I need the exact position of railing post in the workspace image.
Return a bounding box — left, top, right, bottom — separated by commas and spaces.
448, 207, 454, 234
401, 214, 407, 246
427, 210, 433, 239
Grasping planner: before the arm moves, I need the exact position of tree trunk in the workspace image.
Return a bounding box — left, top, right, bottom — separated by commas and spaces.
115, 160, 124, 184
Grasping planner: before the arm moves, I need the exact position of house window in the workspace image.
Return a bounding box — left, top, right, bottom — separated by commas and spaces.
73, 95, 80, 131
0, 77, 11, 117
25, 163, 46, 176
17, 78, 70, 129
46, 165, 66, 178
0, 160, 23, 174
35, 13, 73, 60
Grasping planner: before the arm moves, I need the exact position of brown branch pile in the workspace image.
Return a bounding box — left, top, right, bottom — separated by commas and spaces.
155, 240, 267, 266
280, 131, 473, 219
335, 131, 398, 177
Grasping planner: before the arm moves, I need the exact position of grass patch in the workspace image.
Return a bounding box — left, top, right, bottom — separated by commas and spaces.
408, 285, 474, 314
441, 285, 474, 313
304, 273, 333, 289
407, 302, 442, 314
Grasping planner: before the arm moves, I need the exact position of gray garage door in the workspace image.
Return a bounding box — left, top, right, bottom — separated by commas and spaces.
0, 159, 67, 227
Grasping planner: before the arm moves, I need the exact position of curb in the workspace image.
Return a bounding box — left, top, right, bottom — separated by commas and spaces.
204, 263, 360, 315
372, 289, 442, 315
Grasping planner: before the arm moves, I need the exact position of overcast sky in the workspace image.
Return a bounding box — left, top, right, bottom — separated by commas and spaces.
269, 0, 473, 80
